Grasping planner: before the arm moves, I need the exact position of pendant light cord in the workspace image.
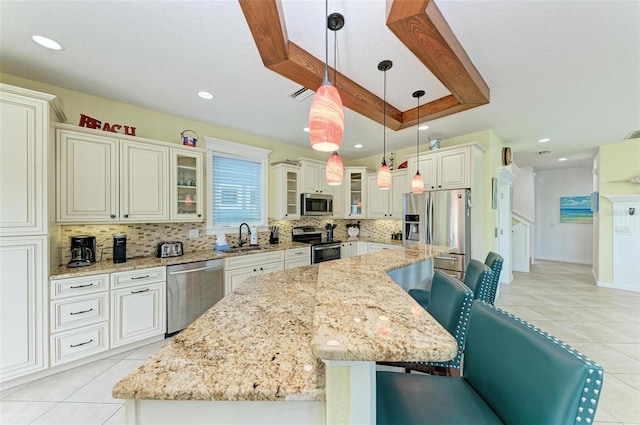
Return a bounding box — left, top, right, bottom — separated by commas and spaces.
324, 0, 330, 83
416, 96, 420, 172
333, 22, 337, 86
383, 68, 387, 162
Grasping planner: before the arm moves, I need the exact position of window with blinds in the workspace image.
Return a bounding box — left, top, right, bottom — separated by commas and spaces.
212, 155, 262, 226
205, 137, 270, 234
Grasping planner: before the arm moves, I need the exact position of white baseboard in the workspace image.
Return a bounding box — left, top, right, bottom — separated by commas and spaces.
597, 280, 640, 293
535, 256, 592, 265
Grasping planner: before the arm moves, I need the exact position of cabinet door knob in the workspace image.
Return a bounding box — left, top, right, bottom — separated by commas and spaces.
110, 214, 116, 219
123, 214, 129, 218
197, 214, 201, 218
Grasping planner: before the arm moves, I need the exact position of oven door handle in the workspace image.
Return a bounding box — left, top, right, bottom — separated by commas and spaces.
313, 245, 341, 251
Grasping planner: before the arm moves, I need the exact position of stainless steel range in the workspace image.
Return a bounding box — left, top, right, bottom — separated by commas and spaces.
292, 226, 341, 264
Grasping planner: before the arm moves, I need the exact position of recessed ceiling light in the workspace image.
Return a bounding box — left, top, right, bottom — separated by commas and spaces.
32, 35, 63, 51
198, 91, 214, 100
538, 138, 550, 143
354, 144, 363, 149
303, 127, 310, 132
558, 157, 568, 162
418, 125, 429, 131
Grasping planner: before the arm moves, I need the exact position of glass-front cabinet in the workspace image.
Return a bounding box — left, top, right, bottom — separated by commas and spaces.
170, 148, 203, 221
269, 163, 300, 220
344, 167, 368, 218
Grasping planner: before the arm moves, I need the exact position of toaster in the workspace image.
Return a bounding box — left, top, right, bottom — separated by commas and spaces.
157, 241, 183, 258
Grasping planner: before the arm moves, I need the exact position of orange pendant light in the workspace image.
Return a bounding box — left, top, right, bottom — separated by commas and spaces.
326, 151, 344, 185
377, 60, 393, 190
309, 5, 344, 152
412, 90, 425, 194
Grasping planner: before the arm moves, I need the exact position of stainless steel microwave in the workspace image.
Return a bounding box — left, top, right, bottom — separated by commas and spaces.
301, 193, 333, 216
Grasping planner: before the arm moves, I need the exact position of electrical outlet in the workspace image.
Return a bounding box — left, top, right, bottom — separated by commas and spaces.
188, 229, 199, 239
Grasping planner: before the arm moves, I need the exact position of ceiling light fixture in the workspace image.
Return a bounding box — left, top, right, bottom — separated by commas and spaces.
411, 90, 425, 194
303, 127, 310, 132
538, 138, 550, 143
32, 35, 63, 51
558, 157, 568, 162
326, 151, 344, 186
377, 60, 393, 190
418, 124, 429, 131
354, 144, 363, 149
198, 91, 214, 100
308, 3, 344, 152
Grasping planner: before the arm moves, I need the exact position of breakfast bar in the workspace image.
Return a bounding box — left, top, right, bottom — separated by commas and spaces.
112, 244, 457, 424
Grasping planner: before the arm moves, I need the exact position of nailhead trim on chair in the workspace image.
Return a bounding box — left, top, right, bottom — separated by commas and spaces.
485, 256, 503, 304
476, 269, 495, 304
489, 305, 604, 425
418, 289, 474, 370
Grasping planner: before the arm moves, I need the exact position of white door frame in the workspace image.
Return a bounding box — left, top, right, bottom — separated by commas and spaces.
496, 166, 516, 284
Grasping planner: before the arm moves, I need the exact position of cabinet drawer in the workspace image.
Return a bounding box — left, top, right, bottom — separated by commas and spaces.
51, 292, 109, 333
50, 322, 109, 366
285, 247, 310, 259
225, 251, 285, 271
434, 253, 465, 272
111, 267, 166, 289
51, 274, 109, 299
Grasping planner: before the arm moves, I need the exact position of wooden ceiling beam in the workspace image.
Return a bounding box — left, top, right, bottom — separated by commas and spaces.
239, 0, 489, 131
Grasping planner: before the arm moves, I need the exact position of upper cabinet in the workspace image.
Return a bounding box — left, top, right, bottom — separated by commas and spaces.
269, 163, 301, 220
366, 170, 407, 219
344, 167, 368, 219
407, 144, 483, 191
299, 159, 330, 194
56, 125, 203, 224
0, 86, 64, 236
170, 148, 203, 221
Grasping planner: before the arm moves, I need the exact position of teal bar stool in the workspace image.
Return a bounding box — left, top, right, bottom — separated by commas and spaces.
380, 271, 474, 377
377, 302, 604, 425
484, 252, 504, 304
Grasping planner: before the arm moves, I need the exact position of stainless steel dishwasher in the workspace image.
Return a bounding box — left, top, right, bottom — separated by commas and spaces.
166, 259, 224, 335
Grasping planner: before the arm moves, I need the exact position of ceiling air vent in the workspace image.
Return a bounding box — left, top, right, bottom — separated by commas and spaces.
288, 87, 314, 102
538, 150, 550, 155
626, 130, 640, 140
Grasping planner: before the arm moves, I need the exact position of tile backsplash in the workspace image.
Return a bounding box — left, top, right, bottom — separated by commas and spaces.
59, 219, 402, 264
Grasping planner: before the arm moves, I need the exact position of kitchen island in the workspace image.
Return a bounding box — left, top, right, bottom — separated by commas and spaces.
112, 244, 457, 424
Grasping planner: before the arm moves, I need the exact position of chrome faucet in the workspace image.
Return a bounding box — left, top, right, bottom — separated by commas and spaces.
238, 223, 251, 247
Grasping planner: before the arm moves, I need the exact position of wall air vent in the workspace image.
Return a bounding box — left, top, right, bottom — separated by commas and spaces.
288, 87, 314, 102
538, 150, 550, 155
626, 130, 640, 140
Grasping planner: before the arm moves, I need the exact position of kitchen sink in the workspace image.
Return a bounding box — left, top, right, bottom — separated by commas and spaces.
221, 246, 270, 253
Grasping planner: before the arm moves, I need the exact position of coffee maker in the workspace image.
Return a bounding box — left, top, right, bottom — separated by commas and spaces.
113, 234, 127, 263
67, 236, 96, 268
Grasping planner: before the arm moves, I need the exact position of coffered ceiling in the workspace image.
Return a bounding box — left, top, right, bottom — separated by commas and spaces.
1, 0, 638, 171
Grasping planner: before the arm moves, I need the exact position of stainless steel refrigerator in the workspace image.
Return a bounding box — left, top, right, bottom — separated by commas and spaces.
403, 189, 471, 279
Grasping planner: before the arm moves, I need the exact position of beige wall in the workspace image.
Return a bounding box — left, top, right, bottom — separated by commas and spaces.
597, 138, 640, 283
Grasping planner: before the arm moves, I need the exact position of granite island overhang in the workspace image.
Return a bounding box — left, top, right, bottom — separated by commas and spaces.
112, 244, 457, 424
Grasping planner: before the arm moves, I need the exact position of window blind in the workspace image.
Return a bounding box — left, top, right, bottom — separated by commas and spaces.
212, 155, 262, 226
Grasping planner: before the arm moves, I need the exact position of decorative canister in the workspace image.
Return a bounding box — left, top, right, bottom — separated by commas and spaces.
181, 130, 198, 147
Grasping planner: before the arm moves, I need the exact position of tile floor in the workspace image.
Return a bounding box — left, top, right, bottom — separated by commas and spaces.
1, 260, 638, 424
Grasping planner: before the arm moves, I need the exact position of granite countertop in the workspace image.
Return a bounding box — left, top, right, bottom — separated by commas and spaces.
50, 241, 309, 279
112, 244, 457, 402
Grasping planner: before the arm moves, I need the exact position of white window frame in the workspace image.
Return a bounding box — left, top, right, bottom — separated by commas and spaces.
205, 136, 271, 235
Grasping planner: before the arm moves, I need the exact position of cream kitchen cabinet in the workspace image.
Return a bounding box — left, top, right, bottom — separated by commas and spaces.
367, 242, 402, 253
0, 84, 64, 385
299, 159, 330, 194
110, 267, 166, 348
0, 236, 49, 382
366, 170, 407, 219
224, 251, 285, 294
344, 167, 368, 218
285, 246, 311, 269
407, 144, 484, 191
170, 148, 203, 221
270, 163, 301, 220
49, 273, 110, 366
56, 125, 207, 224
341, 241, 358, 258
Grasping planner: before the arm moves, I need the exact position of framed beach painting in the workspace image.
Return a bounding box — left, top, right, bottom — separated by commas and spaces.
560, 196, 593, 224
